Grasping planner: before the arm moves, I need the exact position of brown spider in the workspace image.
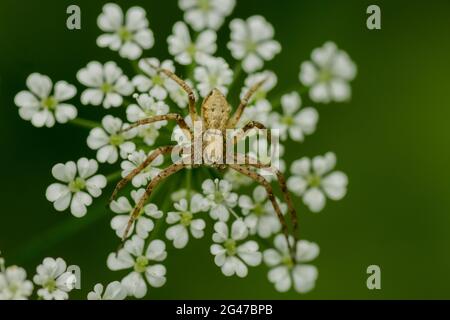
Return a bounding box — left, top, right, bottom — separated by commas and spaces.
109, 61, 300, 259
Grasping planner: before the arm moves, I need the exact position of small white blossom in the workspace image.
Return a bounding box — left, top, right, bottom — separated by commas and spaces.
223, 170, 253, 190
87, 115, 137, 164
46, 158, 107, 217
87, 281, 127, 300
210, 220, 262, 277
110, 189, 163, 239
167, 79, 197, 109
77, 61, 134, 108
228, 16, 281, 73
0, 265, 33, 300
126, 94, 169, 145
179, 0, 236, 32
240, 70, 277, 103
300, 42, 357, 103
194, 57, 233, 97
107, 236, 167, 299
287, 152, 348, 212
237, 71, 277, 126
33, 257, 76, 300
97, 3, 154, 60
14, 73, 77, 128
133, 58, 175, 100
121, 150, 163, 188
264, 234, 319, 293
166, 194, 208, 249
248, 138, 286, 172
271, 92, 318, 142
238, 186, 286, 238
202, 178, 238, 221
168, 21, 217, 65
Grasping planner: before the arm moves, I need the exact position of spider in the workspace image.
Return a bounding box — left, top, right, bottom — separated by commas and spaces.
109, 61, 300, 259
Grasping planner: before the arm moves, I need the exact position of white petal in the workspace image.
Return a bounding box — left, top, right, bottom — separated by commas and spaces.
54, 81, 77, 101
292, 265, 318, 293
231, 220, 248, 241
98, 3, 123, 32
26, 73, 52, 99
322, 171, 348, 200
296, 240, 320, 262
70, 192, 92, 217
303, 188, 326, 212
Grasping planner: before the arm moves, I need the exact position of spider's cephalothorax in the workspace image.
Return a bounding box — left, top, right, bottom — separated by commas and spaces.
202, 88, 231, 130
111, 61, 300, 260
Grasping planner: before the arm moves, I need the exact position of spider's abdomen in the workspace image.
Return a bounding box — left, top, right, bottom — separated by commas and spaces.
201, 89, 231, 130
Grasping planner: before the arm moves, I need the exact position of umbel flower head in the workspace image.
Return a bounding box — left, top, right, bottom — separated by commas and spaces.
97, 4, 154, 60
33, 257, 76, 300
12, 1, 357, 299
14, 73, 77, 128
0, 265, 34, 300
46, 158, 107, 217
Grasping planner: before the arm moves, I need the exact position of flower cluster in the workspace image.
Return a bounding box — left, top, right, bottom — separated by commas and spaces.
12, 1, 357, 299
0, 255, 82, 300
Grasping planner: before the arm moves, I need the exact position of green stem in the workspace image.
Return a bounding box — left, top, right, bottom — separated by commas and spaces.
69, 118, 100, 129
147, 183, 173, 242
227, 63, 243, 98
186, 168, 192, 199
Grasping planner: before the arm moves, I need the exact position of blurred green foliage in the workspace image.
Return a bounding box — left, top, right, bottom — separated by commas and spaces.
1, 0, 450, 299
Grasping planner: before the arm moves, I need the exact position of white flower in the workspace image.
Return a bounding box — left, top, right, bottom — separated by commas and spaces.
33, 257, 76, 300
240, 70, 277, 103
110, 189, 163, 239
126, 93, 169, 145
14, 73, 77, 128
210, 220, 262, 277
87, 115, 137, 164
238, 186, 286, 238
202, 178, 238, 221
133, 58, 175, 100
165, 194, 208, 249
121, 150, 163, 188
248, 138, 286, 174
194, 57, 233, 97
271, 92, 318, 142
46, 158, 107, 217
107, 236, 167, 299
237, 71, 277, 126
97, 3, 154, 60
228, 16, 281, 73
0, 266, 33, 300
264, 234, 319, 293
168, 21, 217, 65
77, 61, 134, 108
87, 281, 127, 300
300, 42, 357, 103
287, 152, 348, 212
179, 0, 236, 31
223, 170, 253, 190
167, 79, 197, 109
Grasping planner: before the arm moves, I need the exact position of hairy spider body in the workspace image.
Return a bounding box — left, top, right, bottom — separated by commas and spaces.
202, 89, 231, 130
112, 61, 300, 259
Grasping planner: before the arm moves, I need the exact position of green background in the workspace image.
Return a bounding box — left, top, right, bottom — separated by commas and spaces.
1, 0, 449, 299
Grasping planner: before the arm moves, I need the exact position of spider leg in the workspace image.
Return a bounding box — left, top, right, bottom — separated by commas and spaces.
121, 162, 186, 241
108, 146, 175, 204
142, 59, 198, 121
121, 113, 191, 137
235, 154, 299, 255
229, 164, 296, 260
227, 78, 267, 128
233, 121, 271, 147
